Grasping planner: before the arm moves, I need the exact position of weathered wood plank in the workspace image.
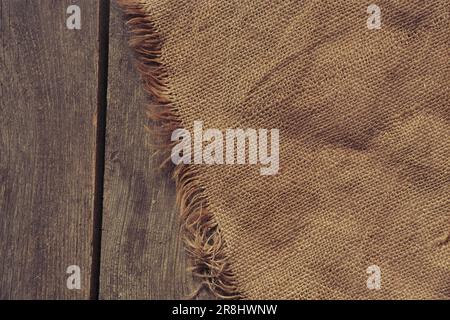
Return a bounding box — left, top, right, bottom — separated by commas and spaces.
0, 0, 100, 299
99, 3, 205, 299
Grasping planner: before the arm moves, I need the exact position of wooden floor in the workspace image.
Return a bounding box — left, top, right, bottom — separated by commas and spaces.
0, 0, 207, 299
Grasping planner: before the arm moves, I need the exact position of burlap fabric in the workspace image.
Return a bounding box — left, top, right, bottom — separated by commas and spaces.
120, 0, 450, 299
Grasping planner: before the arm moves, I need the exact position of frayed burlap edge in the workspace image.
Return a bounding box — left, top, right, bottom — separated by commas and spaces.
117, 0, 243, 299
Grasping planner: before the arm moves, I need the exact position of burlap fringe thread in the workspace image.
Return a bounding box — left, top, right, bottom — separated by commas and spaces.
118, 0, 242, 299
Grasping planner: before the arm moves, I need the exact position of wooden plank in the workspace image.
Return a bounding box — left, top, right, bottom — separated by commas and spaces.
99, 3, 208, 299
0, 0, 100, 299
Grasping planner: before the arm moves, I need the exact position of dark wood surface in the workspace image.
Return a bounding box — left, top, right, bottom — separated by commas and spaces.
0, 0, 205, 300
99, 3, 197, 299
0, 0, 100, 299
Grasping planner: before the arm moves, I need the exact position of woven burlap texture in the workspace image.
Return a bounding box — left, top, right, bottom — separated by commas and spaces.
121, 0, 450, 299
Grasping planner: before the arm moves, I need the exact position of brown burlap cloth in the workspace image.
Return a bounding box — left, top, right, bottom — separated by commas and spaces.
120, 0, 450, 299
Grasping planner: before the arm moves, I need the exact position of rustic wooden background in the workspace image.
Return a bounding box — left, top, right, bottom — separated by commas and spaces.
0, 0, 205, 299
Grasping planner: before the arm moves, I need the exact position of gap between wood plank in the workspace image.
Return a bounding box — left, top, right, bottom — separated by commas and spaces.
91, 0, 111, 300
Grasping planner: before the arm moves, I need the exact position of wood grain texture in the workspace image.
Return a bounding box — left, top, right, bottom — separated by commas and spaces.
98, 3, 195, 300
0, 0, 99, 299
